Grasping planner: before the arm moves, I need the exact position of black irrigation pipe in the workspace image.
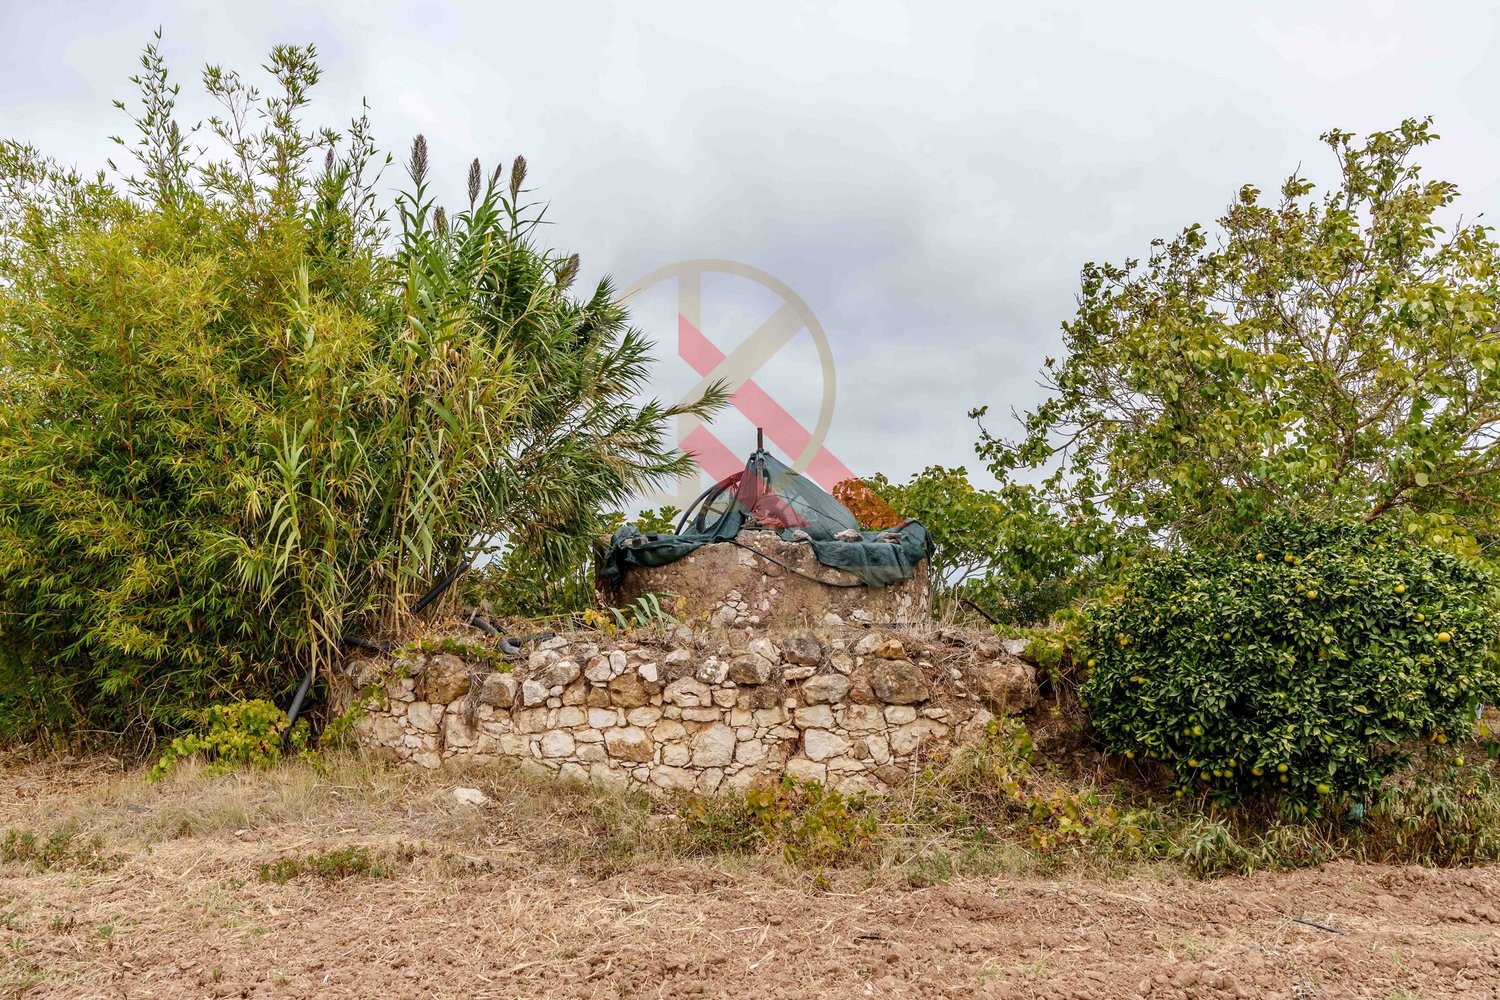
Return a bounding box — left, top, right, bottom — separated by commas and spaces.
284, 556, 476, 732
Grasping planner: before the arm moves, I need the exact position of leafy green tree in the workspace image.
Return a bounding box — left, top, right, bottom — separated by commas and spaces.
0, 38, 719, 745
978, 119, 1500, 557
1082, 516, 1500, 810
853, 467, 1103, 624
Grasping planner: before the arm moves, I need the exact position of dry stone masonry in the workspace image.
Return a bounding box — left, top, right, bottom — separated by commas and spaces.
604, 532, 930, 630
343, 625, 1037, 794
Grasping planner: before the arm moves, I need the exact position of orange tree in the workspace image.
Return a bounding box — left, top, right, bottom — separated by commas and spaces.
1081, 516, 1500, 811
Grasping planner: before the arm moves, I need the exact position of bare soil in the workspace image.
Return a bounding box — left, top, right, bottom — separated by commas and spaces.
2, 757, 1498, 999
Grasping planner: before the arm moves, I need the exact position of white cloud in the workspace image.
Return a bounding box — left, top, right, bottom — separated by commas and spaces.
4, 0, 1498, 495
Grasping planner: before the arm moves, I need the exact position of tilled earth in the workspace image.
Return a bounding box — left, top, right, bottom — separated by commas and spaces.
3, 760, 1498, 999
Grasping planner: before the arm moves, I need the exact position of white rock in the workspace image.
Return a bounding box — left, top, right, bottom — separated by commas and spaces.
691, 722, 736, 767
793, 705, 834, 729
584, 655, 614, 683
650, 765, 698, 791
747, 637, 779, 662
735, 739, 768, 765
406, 702, 441, 733
784, 758, 826, 784
883, 705, 918, 725
588, 708, 619, 729
452, 787, 490, 807
840, 705, 887, 732
539, 731, 575, 758
520, 679, 549, 707
638, 661, 659, 683
625, 706, 662, 727
696, 656, 729, 684
802, 728, 850, 762
664, 677, 712, 707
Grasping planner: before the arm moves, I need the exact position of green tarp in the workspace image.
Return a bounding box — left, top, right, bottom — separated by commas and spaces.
598, 449, 933, 589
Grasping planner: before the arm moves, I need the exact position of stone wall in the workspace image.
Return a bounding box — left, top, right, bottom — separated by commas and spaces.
341, 625, 1036, 795
602, 530, 930, 630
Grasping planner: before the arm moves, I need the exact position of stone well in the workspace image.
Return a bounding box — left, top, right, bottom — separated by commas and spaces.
339, 625, 1037, 795
601, 530, 930, 630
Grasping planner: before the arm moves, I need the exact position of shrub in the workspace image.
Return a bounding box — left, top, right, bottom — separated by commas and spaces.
148, 699, 306, 781
0, 38, 720, 745
1081, 517, 1500, 809
256, 845, 398, 883
0, 825, 118, 872
677, 777, 877, 867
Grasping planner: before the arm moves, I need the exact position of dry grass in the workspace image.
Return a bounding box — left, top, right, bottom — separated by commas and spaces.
4, 753, 1500, 998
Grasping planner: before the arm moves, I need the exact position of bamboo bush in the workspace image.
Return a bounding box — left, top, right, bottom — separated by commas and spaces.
0, 36, 721, 747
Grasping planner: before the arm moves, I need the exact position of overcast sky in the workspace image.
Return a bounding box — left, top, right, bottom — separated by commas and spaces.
5, 1, 1499, 503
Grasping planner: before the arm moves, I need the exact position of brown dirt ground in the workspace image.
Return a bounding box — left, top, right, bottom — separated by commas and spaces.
2, 757, 1498, 1000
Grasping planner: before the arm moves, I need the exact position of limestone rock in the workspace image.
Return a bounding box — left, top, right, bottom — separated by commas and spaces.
696, 656, 729, 685
662, 648, 695, 681
406, 701, 441, 733
801, 674, 852, 705
664, 677, 712, 708
607, 673, 649, 708
747, 637, 779, 662
347, 656, 383, 690
691, 723, 736, 767
874, 638, 906, 660
793, 705, 834, 729
870, 659, 929, 704
782, 666, 815, 681
829, 653, 855, 675
785, 758, 827, 784
452, 787, 490, 807
583, 655, 613, 683
728, 653, 773, 685
782, 634, 824, 666
802, 728, 850, 762
969, 660, 1039, 714
478, 672, 517, 708
539, 731, 575, 758
605, 726, 654, 763
535, 658, 581, 688
420, 653, 471, 703
853, 633, 884, 657
520, 678, 549, 707
650, 765, 697, 791
744, 684, 782, 710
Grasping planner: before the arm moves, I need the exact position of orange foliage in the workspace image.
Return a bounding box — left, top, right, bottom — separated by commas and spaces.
832, 478, 903, 530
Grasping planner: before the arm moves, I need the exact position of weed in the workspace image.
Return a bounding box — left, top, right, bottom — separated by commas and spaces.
0, 825, 118, 873
256, 845, 397, 884
678, 777, 877, 868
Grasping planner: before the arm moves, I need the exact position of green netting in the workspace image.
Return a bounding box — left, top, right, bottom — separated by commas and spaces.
598, 449, 932, 588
